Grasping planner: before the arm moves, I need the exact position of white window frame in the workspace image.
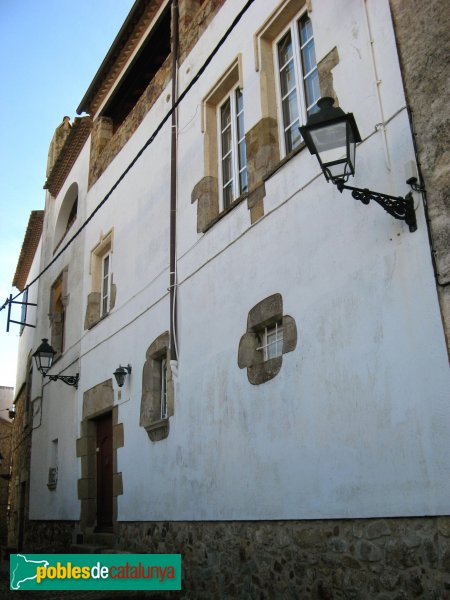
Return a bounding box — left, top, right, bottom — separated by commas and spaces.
274, 11, 320, 156
160, 358, 167, 419
217, 86, 248, 211
101, 251, 111, 317
257, 322, 284, 361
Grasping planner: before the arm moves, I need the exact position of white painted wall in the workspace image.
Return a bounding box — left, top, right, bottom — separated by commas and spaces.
25, 0, 450, 523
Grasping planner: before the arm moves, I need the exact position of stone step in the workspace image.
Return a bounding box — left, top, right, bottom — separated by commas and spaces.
83, 532, 117, 547
69, 543, 108, 554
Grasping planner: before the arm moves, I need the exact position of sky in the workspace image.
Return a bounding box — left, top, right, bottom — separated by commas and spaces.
0, 0, 134, 389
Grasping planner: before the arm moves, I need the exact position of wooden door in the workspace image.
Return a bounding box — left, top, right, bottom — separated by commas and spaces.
96, 412, 113, 530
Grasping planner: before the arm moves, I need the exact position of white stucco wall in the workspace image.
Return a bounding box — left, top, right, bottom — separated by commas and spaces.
26, 0, 450, 523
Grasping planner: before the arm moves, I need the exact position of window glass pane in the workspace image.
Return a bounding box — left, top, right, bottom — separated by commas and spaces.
299, 15, 313, 45
279, 60, 296, 97
220, 99, 231, 130
301, 39, 316, 75
236, 88, 244, 113
236, 110, 245, 140
239, 168, 248, 194
160, 359, 167, 419
238, 140, 247, 172
299, 15, 320, 116
277, 31, 293, 69
221, 125, 232, 156
285, 124, 301, 153
235, 89, 247, 196
282, 90, 299, 129
222, 154, 233, 184
265, 325, 284, 360
223, 183, 233, 209
305, 71, 320, 112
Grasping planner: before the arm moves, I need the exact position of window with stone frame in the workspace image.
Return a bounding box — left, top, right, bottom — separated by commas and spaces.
84, 231, 116, 330
274, 11, 320, 155
238, 293, 297, 385
218, 86, 248, 210
49, 269, 68, 356
140, 332, 174, 442
254, 0, 328, 171
191, 55, 247, 232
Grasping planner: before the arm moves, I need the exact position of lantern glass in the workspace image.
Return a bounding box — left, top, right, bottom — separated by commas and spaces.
299, 97, 361, 184
114, 368, 126, 388
33, 338, 56, 375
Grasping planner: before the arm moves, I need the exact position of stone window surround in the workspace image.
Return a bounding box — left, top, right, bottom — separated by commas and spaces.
238, 293, 297, 385
191, 56, 245, 233
49, 268, 69, 358
84, 230, 116, 330
252, 0, 339, 161
140, 332, 174, 442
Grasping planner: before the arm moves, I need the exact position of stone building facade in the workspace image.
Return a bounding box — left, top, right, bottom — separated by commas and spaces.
389, 0, 450, 355
10, 0, 450, 597
0, 386, 13, 546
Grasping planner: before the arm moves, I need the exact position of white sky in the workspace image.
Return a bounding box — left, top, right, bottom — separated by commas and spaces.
0, 0, 133, 389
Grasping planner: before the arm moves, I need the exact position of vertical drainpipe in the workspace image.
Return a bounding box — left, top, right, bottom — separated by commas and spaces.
169, 0, 179, 363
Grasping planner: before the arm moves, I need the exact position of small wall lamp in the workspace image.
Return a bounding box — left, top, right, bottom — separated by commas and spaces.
33, 338, 79, 388
299, 97, 418, 232
113, 365, 132, 388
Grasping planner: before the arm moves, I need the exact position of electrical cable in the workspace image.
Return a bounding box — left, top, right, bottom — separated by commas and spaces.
1, 0, 257, 318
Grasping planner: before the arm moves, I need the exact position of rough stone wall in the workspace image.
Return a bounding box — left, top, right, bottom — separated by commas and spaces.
115, 517, 449, 598
7, 387, 32, 549
18, 516, 450, 597
0, 418, 12, 544
25, 520, 76, 553
389, 0, 450, 355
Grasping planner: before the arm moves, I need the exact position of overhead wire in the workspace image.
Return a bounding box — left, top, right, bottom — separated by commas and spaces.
1, 0, 257, 319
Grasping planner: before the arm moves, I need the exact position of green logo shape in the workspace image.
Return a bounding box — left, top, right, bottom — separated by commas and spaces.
10, 553, 181, 591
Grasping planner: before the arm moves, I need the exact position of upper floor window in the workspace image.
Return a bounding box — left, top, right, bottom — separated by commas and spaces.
50, 269, 68, 356
275, 13, 320, 155
219, 87, 248, 209
54, 182, 78, 252
101, 252, 111, 317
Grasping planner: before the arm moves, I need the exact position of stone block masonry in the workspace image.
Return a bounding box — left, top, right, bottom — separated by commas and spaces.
112, 517, 448, 598
20, 516, 450, 597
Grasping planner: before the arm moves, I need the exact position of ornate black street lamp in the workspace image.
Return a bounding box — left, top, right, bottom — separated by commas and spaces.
113, 365, 132, 388
33, 338, 79, 388
299, 97, 418, 232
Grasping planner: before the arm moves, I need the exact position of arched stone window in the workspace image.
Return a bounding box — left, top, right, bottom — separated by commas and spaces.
54, 182, 78, 251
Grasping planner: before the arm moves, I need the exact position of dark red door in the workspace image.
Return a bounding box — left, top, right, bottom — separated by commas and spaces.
96, 412, 113, 530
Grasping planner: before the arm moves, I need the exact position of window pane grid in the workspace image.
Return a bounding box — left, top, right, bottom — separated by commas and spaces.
235, 89, 248, 195
277, 13, 320, 155
257, 323, 284, 361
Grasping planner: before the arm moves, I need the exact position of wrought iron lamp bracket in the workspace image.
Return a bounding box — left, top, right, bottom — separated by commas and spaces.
46, 373, 79, 389
335, 182, 417, 233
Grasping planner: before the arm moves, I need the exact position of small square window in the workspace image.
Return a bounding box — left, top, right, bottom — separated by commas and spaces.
257, 322, 284, 361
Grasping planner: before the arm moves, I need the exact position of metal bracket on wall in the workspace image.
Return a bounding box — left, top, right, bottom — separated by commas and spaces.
6, 293, 37, 332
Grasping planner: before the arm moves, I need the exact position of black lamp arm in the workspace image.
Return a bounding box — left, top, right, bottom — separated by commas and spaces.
335, 182, 417, 233
46, 374, 79, 389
